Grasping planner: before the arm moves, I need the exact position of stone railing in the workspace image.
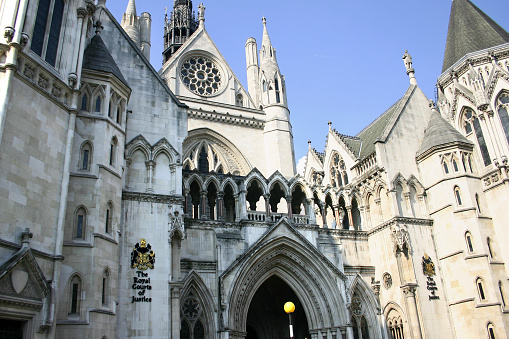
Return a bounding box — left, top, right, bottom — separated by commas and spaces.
354, 152, 377, 177
247, 211, 266, 222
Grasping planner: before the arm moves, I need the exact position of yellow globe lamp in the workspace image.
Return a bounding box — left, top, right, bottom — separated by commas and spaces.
284, 301, 295, 314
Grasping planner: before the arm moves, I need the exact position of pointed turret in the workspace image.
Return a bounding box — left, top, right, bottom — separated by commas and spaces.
121, 0, 141, 46
163, 0, 198, 63
442, 0, 509, 72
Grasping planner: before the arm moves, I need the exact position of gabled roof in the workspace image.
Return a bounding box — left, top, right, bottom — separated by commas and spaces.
416, 111, 473, 159
442, 0, 509, 72
355, 85, 416, 159
83, 34, 129, 87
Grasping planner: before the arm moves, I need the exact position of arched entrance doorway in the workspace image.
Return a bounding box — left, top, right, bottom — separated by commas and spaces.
246, 276, 309, 339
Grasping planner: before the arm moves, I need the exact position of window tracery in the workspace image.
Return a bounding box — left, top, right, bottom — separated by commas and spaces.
181, 292, 206, 339
496, 92, 509, 146
180, 56, 222, 96
330, 153, 347, 187
31, 0, 65, 67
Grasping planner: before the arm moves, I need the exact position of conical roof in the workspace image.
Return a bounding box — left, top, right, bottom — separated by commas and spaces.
442, 0, 509, 72
126, 0, 137, 16
417, 111, 473, 158
83, 34, 129, 87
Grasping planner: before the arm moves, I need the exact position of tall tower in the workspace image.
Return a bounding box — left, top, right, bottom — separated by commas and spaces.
163, 0, 198, 63
259, 18, 296, 177
121, 0, 140, 46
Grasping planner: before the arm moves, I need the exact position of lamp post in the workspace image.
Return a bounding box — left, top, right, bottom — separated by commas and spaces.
284, 301, 295, 338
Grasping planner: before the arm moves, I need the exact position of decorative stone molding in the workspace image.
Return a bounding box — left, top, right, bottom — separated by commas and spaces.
122, 191, 184, 204
4, 26, 14, 43
169, 209, 185, 240
188, 110, 265, 129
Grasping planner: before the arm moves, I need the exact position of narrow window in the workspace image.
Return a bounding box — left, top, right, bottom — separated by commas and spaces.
475, 194, 481, 213
452, 159, 459, 172
275, 79, 280, 103
69, 275, 81, 315
105, 202, 113, 234
95, 97, 102, 113
466, 232, 474, 252
102, 270, 109, 306
499, 281, 506, 308
236, 94, 243, 107
487, 237, 494, 258
80, 141, 93, 171
31, 0, 65, 67
262, 80, 267, 92
81, 94, 88, 111
76, 215, 83, 238
108, 102, 112, 118
454, 186, 462, 206
477, 278, 486, 301
82, 150, 89, 170
75, 207, 86, 239
488, 323, 496, 339
71, 283, 79, 313
105, 208, 110, 233
443, 161, 449, 174
462, 154, 467, 171
110, 138, 117, 167
116, 107, 121, 124
102, 278, 106, 305
496, 93, 509, 145
198, 146, 208, 173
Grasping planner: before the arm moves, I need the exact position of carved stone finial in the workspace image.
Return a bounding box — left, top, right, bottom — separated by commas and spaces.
21, 228, 33, 248
327, 121, 332, 127
403, 50, 417, 85
262, 17, 267, 25
169, 208, 185, 241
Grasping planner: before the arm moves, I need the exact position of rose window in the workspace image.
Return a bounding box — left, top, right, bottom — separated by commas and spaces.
182, 297, 201, 320
180, 56, 222, 96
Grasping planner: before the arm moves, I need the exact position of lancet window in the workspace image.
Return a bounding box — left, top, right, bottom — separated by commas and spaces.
180, 292, 206, 339
330, 153, 347, 187
496, 92, 509, 146
462, 107, 491, 166
31, 0, 65, 67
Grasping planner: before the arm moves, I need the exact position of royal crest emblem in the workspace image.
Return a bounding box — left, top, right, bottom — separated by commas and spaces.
422, 253, 435, 277
131, 238, 155, 270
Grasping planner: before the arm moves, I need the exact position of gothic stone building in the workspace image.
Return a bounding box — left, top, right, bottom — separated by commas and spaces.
0, 0, 508, 338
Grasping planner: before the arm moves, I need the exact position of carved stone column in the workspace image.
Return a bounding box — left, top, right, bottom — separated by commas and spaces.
217, 192, 224, 220
145, 160, 155, 192
478, 111, 500, 163
347, 206, 354, 230
183, 189, 190, 217
401, 284, 423, 339
200, 190, 207, 219
264, 194, 271, 218
169, 164, 176, 193
307, 198, 316, 224
286, 195, 293, 219
238, 185, 247, 221
333, 204, 340, 227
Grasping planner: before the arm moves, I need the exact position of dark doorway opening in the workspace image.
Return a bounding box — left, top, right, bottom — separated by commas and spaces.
0, 319, 24, 339
246, 276, 309, 339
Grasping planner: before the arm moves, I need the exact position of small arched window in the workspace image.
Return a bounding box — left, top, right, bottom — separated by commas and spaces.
74, 207, 87, 239
465, 232, 474, 252
454, 186, 462, 206
477, 277, 487, 301
487, 322, 496, 339
81, 94, 88, 111
487, 237, 494, 258
105, 201, 113, 234
499, 281, 506, 308
102, 269, 110, 306
80, 142, 92, 171
69, 275, 82, 315
95, 96, 102, 113
110, 137, 118, 167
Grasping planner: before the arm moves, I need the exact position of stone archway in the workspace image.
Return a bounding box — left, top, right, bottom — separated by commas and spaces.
222, 224, 349, 339
246, 275, 309, 339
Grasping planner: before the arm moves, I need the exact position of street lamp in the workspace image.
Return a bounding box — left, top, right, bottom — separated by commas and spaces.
284, 301, 295, 338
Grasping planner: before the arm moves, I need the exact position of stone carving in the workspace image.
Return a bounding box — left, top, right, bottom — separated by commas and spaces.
38, 74, 49, 89
422, 253, 436, 277
350, 296, 362, 317
11, 268, 28, 294
391, 224, 411, 252
382, 272, 392, 289
4, 26, 14, 43
169, 209, 185, 240
402, 50, 414, 74
23, 63, 35, 80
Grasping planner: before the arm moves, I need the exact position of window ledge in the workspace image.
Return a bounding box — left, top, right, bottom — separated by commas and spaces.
90, 308, 115, 315
453, 207, 476, 214
57, 319, 89, 325
92, 233, 118, 245
464, 253, 488, 260
475, 301, 501, 309
70, 172, 98, 179
63, 241, 93, 248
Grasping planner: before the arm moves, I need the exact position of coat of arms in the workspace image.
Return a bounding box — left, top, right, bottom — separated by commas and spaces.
422, 253, 435, 277
131, 238, 155, 270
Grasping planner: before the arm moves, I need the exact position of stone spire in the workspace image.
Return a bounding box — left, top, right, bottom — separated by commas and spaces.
442, 0, 509, 72
121, 0, 141, 46
402, 50, 417, 85
259, 18, 279, 84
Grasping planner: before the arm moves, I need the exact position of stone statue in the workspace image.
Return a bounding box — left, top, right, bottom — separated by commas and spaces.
403, 50, 413, 71
198, 3, 206, 21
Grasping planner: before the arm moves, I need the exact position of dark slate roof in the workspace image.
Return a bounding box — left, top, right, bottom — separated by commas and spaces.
417, 111, 473, 158
83, 34, 129, 87
442, 0, 509, 72
332, 129, 362, 158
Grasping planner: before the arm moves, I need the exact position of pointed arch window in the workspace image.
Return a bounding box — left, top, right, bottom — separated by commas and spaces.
116, 105, 122, 124
487, 237, 494, 259
274, 78, 280, 103
81, 94, 88, 111
262, 80, 267, 92
499, 281, 506, 308
31, 0, 65, 67
236, 94, 243, 107
198, 146, 208, 173
180, 292, 207, 339
74, 207, 87, 239
475, 194, 481, 213
454, 186, 462, 206
443, 159, 449, 174
462, 107, 491, 166
488, 323, 496, 339
465, 232, 474, 253
110, 137, 118, 167
108, 101, 112, 118
477, 277, 487, 301
105, 201, 113, 234
80, 142, 92, 171
69, 275, 82, 315
496, 93, 509, 146
452, 158, 459, 172
95, 96, 102, 113
102, 269, 110, 306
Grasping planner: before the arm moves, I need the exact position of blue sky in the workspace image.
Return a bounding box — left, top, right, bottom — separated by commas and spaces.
107, 0, 509, 163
